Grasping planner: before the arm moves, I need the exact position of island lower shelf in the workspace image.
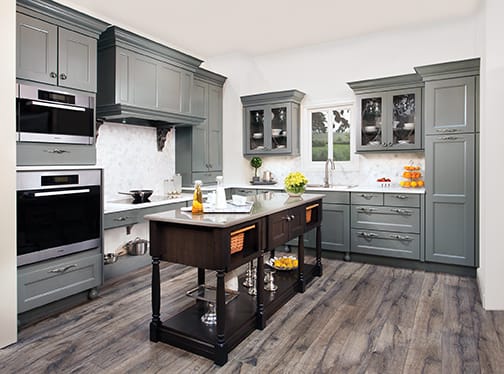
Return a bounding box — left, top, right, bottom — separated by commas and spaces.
153, 263, 318, 362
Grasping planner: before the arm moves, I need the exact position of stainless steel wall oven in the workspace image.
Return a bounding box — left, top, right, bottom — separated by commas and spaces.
17, 169, 102, 266
16, 82, 95, 145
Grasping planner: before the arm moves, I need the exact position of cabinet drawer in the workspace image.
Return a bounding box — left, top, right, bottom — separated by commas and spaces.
104, 210, 139, 229
351, 229, 420, 260
384, 193, 421, 207
323, 191, 350, 204
351, 192, 383, 206
351, 205, 420, 233
17, 142, 96, 166
18, 249, 102, 313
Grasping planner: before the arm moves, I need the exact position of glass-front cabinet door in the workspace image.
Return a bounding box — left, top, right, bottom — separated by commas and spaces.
390, 88, 421, 150
270, 105, 288, 151
356, 88, 422, 152
358, 95, 384, 150
247, 106, 265, 153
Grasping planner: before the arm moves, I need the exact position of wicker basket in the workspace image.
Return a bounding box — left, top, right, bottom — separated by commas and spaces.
305, 209, 312, 223
230, 233, 244, 254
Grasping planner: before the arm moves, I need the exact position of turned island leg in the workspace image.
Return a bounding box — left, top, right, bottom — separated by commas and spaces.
150, 256, 161, 342
215, 270, 228, 365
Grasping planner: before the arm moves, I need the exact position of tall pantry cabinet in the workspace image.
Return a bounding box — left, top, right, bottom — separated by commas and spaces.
415, 59, 480, 267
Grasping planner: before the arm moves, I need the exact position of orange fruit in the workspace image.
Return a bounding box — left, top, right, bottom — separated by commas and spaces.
411, 181, 418, 188
403, 181, 411, 188
403, 172, 411, 178
418, 180, 424, 187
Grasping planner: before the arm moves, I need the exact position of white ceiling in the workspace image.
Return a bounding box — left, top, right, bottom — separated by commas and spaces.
56, 0, 482, 59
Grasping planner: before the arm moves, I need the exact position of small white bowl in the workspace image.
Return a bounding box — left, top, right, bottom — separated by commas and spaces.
252, 133, 263, 139
272, 128, 282, 136
404, 123, 415, 130
364, 126, 377, 133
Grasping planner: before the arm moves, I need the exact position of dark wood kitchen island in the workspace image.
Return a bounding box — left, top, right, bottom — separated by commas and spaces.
145, 192, 323, 365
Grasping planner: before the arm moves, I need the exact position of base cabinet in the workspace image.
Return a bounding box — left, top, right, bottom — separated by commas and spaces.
350, 192, 423, 261
18, 249, 102, 314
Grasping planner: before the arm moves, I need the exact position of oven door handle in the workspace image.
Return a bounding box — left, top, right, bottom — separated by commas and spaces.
34, 188, 91, 197
27, 100, 86, 112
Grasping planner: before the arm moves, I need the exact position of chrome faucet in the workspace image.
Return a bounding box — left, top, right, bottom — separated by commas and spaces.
324, 158, 335, 188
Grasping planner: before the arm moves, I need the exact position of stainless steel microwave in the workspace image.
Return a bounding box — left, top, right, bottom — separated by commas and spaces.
16, 82, 95, 145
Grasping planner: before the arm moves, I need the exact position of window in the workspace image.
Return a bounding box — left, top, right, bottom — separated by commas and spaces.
309, 104, 352, 162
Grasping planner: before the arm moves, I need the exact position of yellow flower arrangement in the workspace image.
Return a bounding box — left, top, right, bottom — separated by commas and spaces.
284, 171, 308, 195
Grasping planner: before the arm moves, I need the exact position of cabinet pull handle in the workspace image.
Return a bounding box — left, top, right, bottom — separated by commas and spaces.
60, 73, 68, 80
394, 195, 408, 199
49, 264, 77, 274
360, 194, 374, 199
50, 72, 57, 78
390, 234, 412, 241
436, 128, 457, 133
382, 143, 387, 147
44, 148, 70, 154
357, 207, 375, 213
390, 208, 412, 215
388, 142, 393, 147
440, 136, 459, 140
114, 216, 129, 222
358, 231, 378, 239
282, 215, 291, 222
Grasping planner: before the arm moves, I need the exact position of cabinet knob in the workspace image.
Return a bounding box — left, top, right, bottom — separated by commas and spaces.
60, 73, 68, 80
360, 193, 374, 199
388, 142, 393, 147
114, 216, 129, 222
50, 72, 57, 79
382, 143, 387, 147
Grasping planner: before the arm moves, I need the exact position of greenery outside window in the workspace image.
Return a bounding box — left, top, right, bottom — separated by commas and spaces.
303, 102, 358, 172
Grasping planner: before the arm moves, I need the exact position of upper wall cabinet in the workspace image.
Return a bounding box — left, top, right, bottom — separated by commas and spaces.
348, 74, 424, 152
241, 90, 305, 156
97, 26, 205, 126
415, 59, 479, 135
16, 0, 108, 93
176, 68, 227, 186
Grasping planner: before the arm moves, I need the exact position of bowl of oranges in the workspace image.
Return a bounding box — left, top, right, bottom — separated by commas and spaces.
400, 164, 424, 188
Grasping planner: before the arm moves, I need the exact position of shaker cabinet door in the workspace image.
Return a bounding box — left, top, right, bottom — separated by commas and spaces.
424, 77, 476, 134
425, 134, 475, 266
16, 13, 58, 86
58, 28, 97, 92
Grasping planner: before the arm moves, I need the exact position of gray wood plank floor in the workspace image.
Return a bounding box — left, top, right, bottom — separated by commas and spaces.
1, 258, 503, 373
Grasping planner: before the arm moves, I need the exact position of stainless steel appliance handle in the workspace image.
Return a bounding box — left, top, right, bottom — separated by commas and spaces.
34, 188, 91, 197
28, 100, 86, 112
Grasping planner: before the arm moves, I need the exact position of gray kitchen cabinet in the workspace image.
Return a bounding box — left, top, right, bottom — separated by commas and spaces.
18, 248, 102, 313
104, 202, 187, 230
417, 58, 480, 268
176, 68, 226, 186
348, 74, 424, 152
289, 191, 350, 257
97, 26, 204, 126
424, 134, 476, 266
423, 77, 476, 135
17, 142, 96, 166
16, 12, 98, 92
350, 192, 423, 261
241, 90, 305, 156
415, 58, 479, 135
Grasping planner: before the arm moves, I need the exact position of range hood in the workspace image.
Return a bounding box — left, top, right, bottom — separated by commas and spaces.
96, 26, 205, 127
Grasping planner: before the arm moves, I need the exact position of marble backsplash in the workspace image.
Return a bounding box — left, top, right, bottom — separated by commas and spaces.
96, 122, 176, 202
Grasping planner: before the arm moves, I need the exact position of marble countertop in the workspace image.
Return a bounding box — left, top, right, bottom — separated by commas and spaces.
104, 194, 193, 214
145, 192, 325, 228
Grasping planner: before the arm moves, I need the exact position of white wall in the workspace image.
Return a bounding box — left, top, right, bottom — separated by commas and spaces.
0, 0, 18, 347
205, 16, 480, 187
478, 0, 504, 309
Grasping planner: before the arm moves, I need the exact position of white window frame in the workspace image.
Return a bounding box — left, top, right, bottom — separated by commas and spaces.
302, 101, 359, 172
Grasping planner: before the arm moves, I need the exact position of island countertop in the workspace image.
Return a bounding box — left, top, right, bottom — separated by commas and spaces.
144, 192, 325, 228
